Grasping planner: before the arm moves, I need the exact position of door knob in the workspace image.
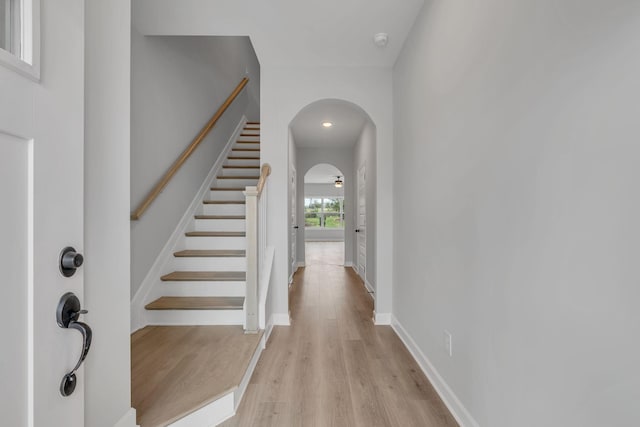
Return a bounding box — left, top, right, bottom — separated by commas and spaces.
60, 246, 84, 277
293, 226, 299, 229
56, 292, 92, 397
355, 229, 360, 233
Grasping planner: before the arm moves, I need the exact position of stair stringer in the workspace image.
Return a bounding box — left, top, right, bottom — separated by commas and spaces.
131, 116, 248, 333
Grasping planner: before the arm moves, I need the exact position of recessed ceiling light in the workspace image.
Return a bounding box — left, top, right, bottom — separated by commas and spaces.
322, 121, 333, 128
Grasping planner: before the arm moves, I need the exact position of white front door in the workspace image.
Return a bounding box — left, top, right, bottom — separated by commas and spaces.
357, 164, 366, 281
0, 1, 85, 426
290, 166, 297, 278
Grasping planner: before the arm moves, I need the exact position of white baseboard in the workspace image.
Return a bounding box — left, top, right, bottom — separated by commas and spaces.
271, 313, 290, 326
344, 261, 354, 268
130, 116, 247, 332
169, 393, 234, 427
364, 279, 375, 296
391, 316, 479, 427
373, 312, 391, 325
234, 333, 265, 411
297, 261, 305, 268
265, 314, 275, 344
114, 408, 138, 427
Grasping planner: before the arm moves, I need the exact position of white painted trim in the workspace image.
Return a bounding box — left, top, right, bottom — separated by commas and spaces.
344, 261, 354, 268
296, 262, 305, 268
373, 312, 391, 325
391, 316, 480, 427
233, 333, 265, 410
271, 313, 291, 326
364, 279, 375, 295
168, 393, 234, 427
258, 246, 275, 329
130, 116, 247, 332
288, 273, 294, 285
265, 314, 275, 344
114, 408, 138, 427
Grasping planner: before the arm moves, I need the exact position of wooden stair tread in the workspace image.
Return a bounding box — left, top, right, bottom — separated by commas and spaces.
161, 271, 246, 281
185, 231, 246, 237
222, 165, 260, 169
210, 187, 245, 191
194, 215, 245, 220
145, 297, 244, 310
216, 175, 259, 180
231, 148, 260, 152
203, 200, 246, 204
174, 250, 246, 257
227, 156, 260, 160
131, 326, 263, 427
237, 138, 260, 141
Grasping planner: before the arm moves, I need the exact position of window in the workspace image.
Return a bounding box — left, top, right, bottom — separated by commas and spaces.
305, 197, 345, 229
0, 0, 20, 56
0, 0, 39, 79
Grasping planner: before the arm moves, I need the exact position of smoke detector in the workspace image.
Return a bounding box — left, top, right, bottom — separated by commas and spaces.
373, 33, 389, 47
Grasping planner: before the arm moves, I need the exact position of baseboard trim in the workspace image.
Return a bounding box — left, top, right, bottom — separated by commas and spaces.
364, 279, 375, 296
234, 332, 266, 411
271, 313, 290, 326
130, 116, 247, 332
297, 262, 305, 268
344, 261, 354, 268
391, 315, 479, 427
114, 408, 138, 427
373, 312, 391, 325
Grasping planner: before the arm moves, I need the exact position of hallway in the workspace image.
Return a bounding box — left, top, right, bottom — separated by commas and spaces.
222, 243, 458, 426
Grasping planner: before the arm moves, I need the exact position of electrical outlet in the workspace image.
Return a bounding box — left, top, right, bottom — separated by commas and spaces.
443, 330, 452, 357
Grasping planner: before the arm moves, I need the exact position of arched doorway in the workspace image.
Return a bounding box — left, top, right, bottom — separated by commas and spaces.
304, 164, 346, 266
287, 99, 377, 311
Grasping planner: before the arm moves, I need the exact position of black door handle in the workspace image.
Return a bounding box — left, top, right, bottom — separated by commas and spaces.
56, 292, 92, 396
355, 229, 360, 233
293, 226, 299, 229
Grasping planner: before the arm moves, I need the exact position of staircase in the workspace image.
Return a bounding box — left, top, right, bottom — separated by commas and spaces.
144, 122, 261, 326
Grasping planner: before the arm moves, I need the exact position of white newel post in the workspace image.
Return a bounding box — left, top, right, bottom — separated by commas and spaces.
244, 186, 259, 333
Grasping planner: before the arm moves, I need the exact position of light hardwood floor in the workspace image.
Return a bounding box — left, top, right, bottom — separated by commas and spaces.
221, 242, 458, 427
131, 325, 263, 426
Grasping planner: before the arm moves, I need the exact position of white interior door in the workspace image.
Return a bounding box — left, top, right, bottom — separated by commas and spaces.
290, 166, 297, 277
357, 164, 366, 281
0, 1, 85, 426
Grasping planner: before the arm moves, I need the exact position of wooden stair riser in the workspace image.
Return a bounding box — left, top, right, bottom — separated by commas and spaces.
219, 167, 260, 177
194, 218, 246, 232
225, 158, 260, 167
185, 235, 246, 250
145, 310, 244, 326
159, 280, 246, 297
213, 177, 259, 189
201, 203, 245, 216
171, 256, 247, 271
240, 128, 260, 134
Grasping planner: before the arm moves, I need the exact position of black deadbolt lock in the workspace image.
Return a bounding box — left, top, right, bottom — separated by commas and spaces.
59, 247, 84, 277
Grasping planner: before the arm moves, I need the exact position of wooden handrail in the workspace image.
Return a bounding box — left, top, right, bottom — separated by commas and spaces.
131, 77, 250, 220
256, 163, 271, 196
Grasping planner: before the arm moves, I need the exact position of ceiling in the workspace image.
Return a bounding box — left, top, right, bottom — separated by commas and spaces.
304, 164, 344, 184
290, 99, 369, 148
133, 0, 425, 67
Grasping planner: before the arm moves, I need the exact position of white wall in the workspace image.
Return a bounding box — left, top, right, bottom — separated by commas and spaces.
262, 67, 393, 321
296, 147, 354, 263
393, 1, 640, 426
304, 183, 344, 198
288, 128, 297, 278
130, 32, 260, 296
84, 1, 135, 425
353, 121, 376, 290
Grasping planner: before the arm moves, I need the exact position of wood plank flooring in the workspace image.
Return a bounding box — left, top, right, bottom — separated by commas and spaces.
131, 325, 263, 426
221, 242, 458, 427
